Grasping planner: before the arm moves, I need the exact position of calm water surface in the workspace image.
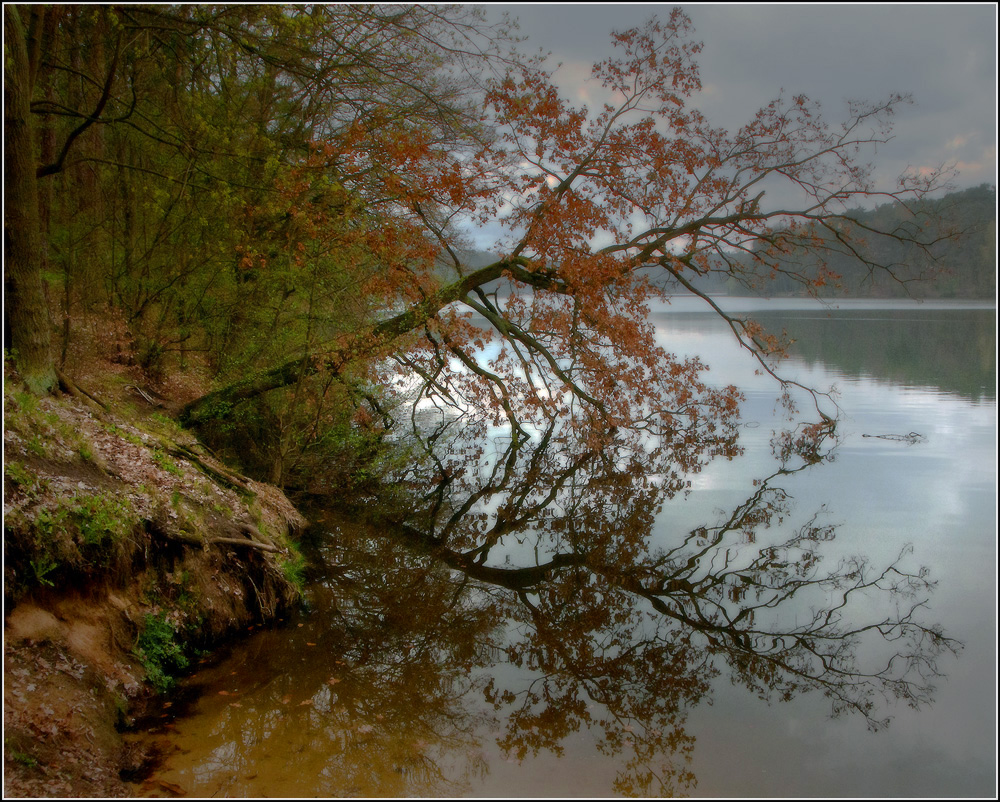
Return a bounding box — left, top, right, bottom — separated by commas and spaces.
136, 300, 996, 798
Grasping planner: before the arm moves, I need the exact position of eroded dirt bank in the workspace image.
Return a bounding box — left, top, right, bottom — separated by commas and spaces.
4, 372, 308, 797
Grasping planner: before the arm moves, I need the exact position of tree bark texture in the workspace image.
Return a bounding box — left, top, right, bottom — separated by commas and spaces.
4, 6, 55, 393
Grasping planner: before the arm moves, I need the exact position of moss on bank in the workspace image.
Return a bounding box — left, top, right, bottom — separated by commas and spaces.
3, 364, 309, 796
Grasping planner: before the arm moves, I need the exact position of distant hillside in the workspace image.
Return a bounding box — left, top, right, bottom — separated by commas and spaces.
442, 186, 995, 300
730, 184, 996, 299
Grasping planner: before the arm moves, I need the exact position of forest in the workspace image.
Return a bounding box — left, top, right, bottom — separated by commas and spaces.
6, 4, 973, 495
733, 183, 995, 299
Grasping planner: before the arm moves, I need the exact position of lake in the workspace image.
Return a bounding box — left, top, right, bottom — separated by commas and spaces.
134, 299, 996, 798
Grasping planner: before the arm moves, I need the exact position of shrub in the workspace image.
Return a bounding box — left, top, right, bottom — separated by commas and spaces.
134, 613, 190, 693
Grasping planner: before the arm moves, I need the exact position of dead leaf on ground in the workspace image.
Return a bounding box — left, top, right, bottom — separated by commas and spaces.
157, 778, 187, 796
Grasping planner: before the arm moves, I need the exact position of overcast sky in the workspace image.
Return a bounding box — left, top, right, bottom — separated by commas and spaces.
482, 3, 997, 195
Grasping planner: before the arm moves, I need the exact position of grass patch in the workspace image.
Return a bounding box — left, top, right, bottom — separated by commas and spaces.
6, 380, 101, 462
279, 545, 308, 592
152, 449, 183, 477
13, 390, 38, 415
102, 422, 144, 446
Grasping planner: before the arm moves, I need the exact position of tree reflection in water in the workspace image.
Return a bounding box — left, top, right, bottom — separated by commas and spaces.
346, 414, 961, 796
151, 417, 960, 797
150, 524, 500, 797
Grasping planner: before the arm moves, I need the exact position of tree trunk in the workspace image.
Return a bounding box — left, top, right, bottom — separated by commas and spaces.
4, 6, 55, 393
180, 256, 547, 427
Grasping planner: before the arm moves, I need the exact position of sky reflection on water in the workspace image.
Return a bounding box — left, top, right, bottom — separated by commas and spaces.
139, 303, 996, 798
649, 307, 995, 797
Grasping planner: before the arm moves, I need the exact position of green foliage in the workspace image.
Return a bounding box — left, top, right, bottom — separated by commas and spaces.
279, 544, 308, 592
69, 492, 136, 548
34, 505, 71, 541
4, 460, 45, 496
4, 460, 32, 486
24, 4, 497, 406
152, 449, 183, 477
13, 390, 38, 415
3, 503, 69, 596
5, 381, 101, 463
26, 492, 136, 574
5, 739, 39, 769
29, 555, 58, 587
175, 571, 195, 608
102, 422, 144, 447
317, 423, 404, 492
197, 371, 411, 495
149, 412, 184, 438
4, 486, 139, 597
134, 613, 190, 693
4, 388, 46, 443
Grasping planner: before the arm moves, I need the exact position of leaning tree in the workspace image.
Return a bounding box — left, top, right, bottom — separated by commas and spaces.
177, 9, 952, 457
6, 6, 953, 468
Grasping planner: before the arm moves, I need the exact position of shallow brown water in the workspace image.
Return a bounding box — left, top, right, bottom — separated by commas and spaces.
135, 303, 996, 798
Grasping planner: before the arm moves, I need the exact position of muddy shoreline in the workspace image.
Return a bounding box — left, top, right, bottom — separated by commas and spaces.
4, 380, 309, 797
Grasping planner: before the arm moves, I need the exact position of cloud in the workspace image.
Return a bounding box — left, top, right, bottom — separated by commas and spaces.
487, 4, 996, 191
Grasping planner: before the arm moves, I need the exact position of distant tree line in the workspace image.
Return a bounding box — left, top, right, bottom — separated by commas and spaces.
728, 184, 996, 299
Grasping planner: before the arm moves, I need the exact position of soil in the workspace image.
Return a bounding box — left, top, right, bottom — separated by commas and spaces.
5, 608, 139, 797
3, 366, 309, 797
